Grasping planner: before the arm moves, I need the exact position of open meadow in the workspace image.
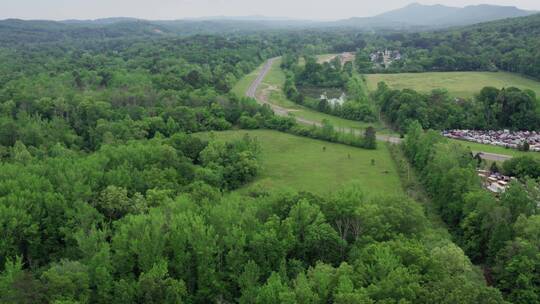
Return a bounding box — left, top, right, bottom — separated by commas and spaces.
197, 129, 404, 196
366, 71, 540, 98
450, 138, 540, 159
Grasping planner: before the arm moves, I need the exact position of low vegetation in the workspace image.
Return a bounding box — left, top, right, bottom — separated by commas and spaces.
366, 71, 540, 99
198, 130, 399, 196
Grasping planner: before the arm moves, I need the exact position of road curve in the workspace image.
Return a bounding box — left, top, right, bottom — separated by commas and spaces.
245, 58, 401, 144
246, 58, 511, 161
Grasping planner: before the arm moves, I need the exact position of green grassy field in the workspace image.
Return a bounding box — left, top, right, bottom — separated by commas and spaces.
449, 138, 540, 158
198, 130, 404, 196
258, 58, 391, 134
366, 71, 540, 98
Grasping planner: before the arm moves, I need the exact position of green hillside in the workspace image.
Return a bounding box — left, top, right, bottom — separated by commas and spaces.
198, 130, 403, 196
366, 71, 540, 98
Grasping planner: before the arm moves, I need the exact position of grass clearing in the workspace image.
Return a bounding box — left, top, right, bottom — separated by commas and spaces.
316, 54, 339, 64
449, 138, 540, 158
366, 71, 540, 98
197, 130, 404, 196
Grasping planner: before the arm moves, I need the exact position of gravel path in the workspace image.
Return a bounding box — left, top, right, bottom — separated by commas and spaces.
246, 58, 512, 161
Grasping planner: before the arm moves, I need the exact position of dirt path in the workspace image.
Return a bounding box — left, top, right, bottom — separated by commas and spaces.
246, 58, 512, 161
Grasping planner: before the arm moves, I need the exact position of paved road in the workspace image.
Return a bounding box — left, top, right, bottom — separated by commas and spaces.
246, 58, 511, 161
472, 151, 512, 162
246, 58, 276, 99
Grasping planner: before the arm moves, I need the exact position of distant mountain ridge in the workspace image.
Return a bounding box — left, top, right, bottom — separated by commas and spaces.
0, 3, 538, 41
335, 2, 537, 28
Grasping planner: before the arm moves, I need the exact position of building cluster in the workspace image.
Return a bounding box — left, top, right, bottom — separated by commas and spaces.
477, 169, 514, 194
370, 49, 401, 68
443, 129, 540, 152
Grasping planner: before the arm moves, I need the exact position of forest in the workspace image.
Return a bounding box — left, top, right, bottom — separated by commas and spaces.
404, 122, 539, 303
0, 10, 539, 304
355, 14, 540, 79
281, 55, 377, 123
373, 82, 539, 132
0, 24, 381, 304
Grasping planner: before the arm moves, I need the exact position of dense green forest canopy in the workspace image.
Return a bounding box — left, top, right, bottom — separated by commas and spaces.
0, 11, 539, 304
0, 23, 381, 303
373, 83, 540, 132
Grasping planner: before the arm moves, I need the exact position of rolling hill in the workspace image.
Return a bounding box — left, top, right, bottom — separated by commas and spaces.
335, 2, 536, 29
0, 3, 537, 44
0, 18, 169, 44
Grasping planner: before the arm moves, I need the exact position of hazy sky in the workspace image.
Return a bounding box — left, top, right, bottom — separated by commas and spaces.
2, 0, 539, 20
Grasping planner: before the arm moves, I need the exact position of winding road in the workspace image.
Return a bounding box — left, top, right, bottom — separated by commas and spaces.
246, 58, 512, 161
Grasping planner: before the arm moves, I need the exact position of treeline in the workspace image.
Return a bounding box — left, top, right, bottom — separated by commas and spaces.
373, 82, 539, 132
502, 155, 540, 179
240, 112, 377, 150
289, 120, 377, 150
404, 121, 540, 303
355, 14, 540, 79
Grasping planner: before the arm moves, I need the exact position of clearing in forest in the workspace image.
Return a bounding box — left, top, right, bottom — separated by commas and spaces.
234, 58, 390, 134
365, 71, 540, 98
197, 130, 404, 196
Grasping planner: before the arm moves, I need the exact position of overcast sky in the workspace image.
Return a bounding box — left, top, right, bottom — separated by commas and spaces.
2, 0, 539, 20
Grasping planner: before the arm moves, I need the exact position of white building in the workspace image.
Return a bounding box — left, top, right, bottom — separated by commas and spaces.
321, 92, 346, 107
